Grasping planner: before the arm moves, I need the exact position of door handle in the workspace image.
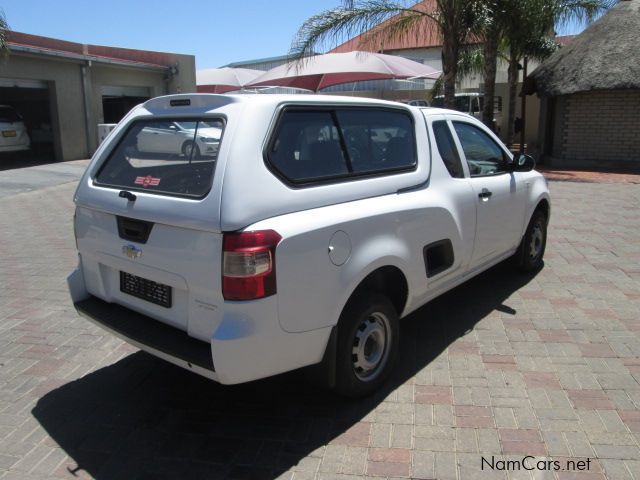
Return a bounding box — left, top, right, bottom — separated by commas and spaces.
478, 189, 492, 200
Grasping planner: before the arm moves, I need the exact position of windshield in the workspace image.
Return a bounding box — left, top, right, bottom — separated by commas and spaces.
95, 118, 225, 198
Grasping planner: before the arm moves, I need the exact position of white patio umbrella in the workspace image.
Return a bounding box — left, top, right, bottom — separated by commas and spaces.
196, 67, 264, 94
247, 52, 441, 92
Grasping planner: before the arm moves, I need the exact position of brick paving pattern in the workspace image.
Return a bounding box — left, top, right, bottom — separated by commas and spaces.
0, 172, 639, 479
539, 168, 640, 185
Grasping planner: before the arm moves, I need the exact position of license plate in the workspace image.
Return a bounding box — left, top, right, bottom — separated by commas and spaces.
2, 130, 16, 138
120, 271, 172, 308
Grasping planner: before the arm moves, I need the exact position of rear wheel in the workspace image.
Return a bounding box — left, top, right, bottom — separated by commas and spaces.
514, 210, 547, 272
335, 293, 399, 397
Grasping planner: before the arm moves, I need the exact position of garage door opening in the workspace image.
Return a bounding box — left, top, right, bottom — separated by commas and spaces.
0, 78, 56, 163
101, 86, 151, 124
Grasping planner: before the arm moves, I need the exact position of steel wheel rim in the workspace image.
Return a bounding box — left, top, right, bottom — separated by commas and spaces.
352, 312, 391, 382
529, 221, 544, 259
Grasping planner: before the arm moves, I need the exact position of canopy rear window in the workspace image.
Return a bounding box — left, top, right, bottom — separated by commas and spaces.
95, 118, 224, 198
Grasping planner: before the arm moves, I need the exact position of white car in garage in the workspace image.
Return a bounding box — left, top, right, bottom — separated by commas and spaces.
134, 120, 221, 159
0, 105, 31, 153
68, 94, 550, 397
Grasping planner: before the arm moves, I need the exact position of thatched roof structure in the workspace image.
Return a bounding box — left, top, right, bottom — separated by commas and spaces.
529, 0, 640, 97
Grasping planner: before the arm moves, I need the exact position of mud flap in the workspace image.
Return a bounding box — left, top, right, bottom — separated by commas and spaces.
307, 326, 337, 389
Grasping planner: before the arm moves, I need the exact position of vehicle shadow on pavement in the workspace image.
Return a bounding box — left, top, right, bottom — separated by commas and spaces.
32, 261, 539, 480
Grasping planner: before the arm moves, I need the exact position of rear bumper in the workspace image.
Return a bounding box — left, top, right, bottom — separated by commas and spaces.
75, 295, 218, 380
0, 142, 30, 152
67, 266, 333, 385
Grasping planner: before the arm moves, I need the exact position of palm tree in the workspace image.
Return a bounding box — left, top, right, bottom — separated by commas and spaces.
291, 0, 481, 108
471, 0, 504, 128
501, 0, 613, 144
456, 0, 612, 137
421, 2, 502, 129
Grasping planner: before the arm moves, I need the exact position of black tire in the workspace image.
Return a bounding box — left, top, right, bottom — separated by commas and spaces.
514, 210, 547, 272
182, 141, 200, 158
335, 293, 399, 397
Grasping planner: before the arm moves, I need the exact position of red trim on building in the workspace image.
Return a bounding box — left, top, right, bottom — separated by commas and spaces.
8, 31, 85, 55
7, 31, 177, 67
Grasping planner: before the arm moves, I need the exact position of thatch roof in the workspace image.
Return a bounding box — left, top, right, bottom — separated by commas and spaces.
529, 0, 640, 97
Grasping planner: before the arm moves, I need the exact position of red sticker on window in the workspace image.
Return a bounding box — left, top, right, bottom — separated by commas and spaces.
134, 175, 161, 187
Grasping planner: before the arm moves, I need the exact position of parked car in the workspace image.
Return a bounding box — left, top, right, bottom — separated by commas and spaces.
399, 99, 429, 107
68, 94, 550, 397
134, 120, 221, 159
432, 93, 503, 133
0, 105, 31, 153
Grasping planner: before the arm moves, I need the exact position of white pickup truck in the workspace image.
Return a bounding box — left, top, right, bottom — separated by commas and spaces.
68, 94, 550, 397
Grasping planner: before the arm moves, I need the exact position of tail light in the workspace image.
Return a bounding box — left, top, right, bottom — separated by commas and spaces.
222, 230, 282, 301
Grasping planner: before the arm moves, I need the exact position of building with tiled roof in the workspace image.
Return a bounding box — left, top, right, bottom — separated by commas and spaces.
2, 31, 196, 161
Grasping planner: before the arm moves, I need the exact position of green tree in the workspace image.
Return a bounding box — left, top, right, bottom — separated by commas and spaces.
501, 0, 612, 144
0, 10, 9, 57
291, 0, 481, 108
456, 0, 612, 137
471, 0, 503, 128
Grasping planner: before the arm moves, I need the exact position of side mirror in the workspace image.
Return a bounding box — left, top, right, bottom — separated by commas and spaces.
510, 153, 535, 172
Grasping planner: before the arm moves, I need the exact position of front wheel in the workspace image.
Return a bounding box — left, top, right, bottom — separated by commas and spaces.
514, 210, 547, 272
335, 293, 399, 397
182, 141, 200, 158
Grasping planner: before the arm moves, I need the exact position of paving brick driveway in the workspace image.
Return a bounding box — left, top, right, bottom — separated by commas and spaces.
0, 167, 639, 480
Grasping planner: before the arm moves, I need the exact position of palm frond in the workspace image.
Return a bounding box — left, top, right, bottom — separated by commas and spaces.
553, 0, 615, 29
428, 74, 444, 100
457, 45, 485, 78
291, 1, 417, 60
358, 7, 441, 52
442, 0, 486, 38
522, 36, 559, 61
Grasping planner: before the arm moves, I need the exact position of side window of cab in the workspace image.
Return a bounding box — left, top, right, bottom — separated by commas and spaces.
266, 107, 417, 185
432, 120, 464, 178
452, 121, 509, 177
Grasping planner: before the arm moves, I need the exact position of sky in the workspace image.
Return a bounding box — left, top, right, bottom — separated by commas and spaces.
2, 0, 343, 69
3, 0, 588, 71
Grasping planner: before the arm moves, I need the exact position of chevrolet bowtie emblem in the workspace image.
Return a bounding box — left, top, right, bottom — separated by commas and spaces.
122, 244, 142, 259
